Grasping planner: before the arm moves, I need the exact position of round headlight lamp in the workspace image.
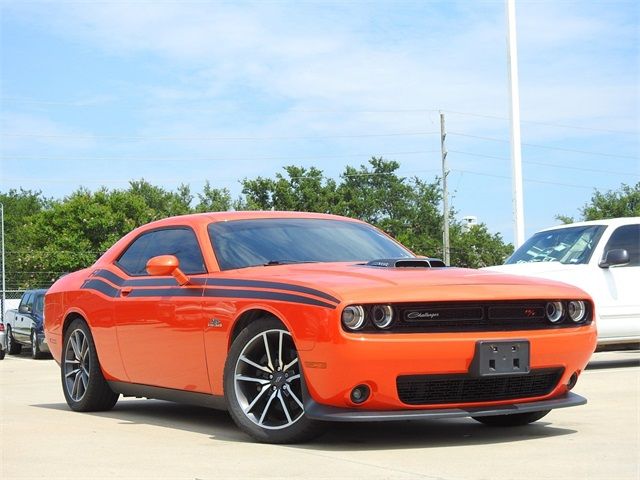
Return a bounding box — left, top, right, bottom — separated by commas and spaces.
372, 305, 394, 329
568, 301, 586, 323
546, 301, 564, 323
342, 305, 366, 330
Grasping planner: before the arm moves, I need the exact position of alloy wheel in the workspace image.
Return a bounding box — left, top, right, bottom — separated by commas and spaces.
63, 329, 90, 402
233, 329, 304, 430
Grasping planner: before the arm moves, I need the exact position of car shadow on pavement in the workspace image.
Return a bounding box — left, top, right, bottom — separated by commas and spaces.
32, 399, 248, 443
294, 418, 576, 452
33, 400, 576, 450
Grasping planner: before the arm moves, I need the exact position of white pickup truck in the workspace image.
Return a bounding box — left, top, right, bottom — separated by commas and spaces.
4, 289, 50, 359
485, 217, 640, 347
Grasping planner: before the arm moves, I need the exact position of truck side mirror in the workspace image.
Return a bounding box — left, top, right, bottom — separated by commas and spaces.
599, 248, 630, 268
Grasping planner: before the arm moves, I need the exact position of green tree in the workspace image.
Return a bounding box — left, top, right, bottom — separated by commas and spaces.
557, 182, 640, 222
449, 224, 514, 268
0, 189, 50, 289
195, 182, 232, 212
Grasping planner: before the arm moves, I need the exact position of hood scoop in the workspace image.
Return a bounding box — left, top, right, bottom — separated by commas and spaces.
365, 258, 447, 268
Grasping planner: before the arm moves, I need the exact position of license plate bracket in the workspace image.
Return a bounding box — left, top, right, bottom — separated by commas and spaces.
469, 340, 530, 377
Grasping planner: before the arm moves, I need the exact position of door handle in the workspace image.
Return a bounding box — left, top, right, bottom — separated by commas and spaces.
120, 287, 133, 297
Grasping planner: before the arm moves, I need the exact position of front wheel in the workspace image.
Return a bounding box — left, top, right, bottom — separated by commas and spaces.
224, 318, 324, 444
61, 319, 119, 411
472, 410, 551, 427
31, 331, 46, 359
6, 326, 22, 355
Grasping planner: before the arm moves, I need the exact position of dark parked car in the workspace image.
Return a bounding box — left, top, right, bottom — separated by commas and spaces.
5, 289, 50, 359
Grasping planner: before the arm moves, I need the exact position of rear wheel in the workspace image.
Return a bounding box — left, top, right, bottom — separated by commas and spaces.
472, 410, 551, 427
31, 330, 46, 359
224, 318, 324, 444
62, 319, 119, 411
6, 326, 22, 355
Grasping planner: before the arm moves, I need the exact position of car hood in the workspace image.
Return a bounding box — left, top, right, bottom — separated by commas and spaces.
226, 262, 589, 304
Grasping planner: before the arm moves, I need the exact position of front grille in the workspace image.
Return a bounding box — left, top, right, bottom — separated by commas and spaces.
396, 368, 563, 405
356, 300, 592, 333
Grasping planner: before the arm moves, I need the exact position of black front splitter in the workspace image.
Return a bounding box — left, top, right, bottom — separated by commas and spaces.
304, 391, 586, 422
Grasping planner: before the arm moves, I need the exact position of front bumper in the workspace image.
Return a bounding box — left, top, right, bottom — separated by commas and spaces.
305, 391, 586, 422
300, 325, 596, 410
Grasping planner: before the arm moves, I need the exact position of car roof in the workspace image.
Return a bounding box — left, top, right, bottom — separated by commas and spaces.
537, 216, 640, 233
139, 211, 364, 229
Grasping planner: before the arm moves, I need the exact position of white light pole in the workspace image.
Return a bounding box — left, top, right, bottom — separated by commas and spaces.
1, 202, 5, 322
506, 0, 525, 247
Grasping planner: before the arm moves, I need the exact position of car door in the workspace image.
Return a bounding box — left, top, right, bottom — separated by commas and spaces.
113, 227, 211, 392
597, 223, 640, 341
15, 292, 33, 342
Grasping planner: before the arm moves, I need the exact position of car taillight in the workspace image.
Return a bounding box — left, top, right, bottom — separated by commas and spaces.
0, 323, 4, 332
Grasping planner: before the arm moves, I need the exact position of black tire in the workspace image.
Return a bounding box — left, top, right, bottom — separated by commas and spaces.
224, 317, 325, 444
472, 410, 551, 427
6, 326, 22, 355
61, 319, 119, 412
0, 348, 5, 360
31, 330, 46, 359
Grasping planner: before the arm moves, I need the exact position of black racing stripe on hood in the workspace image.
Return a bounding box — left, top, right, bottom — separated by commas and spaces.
204, 278, 339, 304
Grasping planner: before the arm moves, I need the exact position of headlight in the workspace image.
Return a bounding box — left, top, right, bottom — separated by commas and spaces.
546, 301, 564, 323
342, 305, 366, 330
372, 305, 394, 329
568, 301, 586, 322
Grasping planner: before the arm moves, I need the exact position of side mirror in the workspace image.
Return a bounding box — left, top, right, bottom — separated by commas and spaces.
599, 248, 630, 268
146, 255, 190, 285
19, 305, 31, 314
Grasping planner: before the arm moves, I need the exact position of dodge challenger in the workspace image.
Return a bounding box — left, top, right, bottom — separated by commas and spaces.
44, 212, 597, 443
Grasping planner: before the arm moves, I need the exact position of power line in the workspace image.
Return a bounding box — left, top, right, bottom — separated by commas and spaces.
0, 150, 439, 163
0, 131, 440, 141
444, 110, 638, 136
449, 149, 640, 177
450, 168, 597, 190
448, 132, 639, 160
4, 94, 636, 136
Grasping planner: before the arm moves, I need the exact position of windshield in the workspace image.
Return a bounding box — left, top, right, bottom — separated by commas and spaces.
208, 218, 413, 270
506, 225, 606, 265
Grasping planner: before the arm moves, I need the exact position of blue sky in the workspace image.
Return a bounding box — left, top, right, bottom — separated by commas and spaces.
1, 0, 638, 245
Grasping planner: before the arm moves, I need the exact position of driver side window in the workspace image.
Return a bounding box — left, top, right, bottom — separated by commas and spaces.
116, 227, 206, 276
603, 224, 640, 267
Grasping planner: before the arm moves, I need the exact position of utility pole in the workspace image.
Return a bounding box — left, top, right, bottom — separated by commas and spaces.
440, 111, 450, 265
1, 203, 5, 322
506, 0, 525, 247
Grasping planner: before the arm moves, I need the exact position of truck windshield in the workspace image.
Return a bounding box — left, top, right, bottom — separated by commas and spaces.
506, 225, 606, 265
208, 218, 413, 270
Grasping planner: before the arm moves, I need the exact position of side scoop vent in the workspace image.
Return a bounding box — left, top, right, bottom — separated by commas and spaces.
365, 258, 447, 268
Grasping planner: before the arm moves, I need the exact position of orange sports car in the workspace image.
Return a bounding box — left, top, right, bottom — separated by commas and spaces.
44, 212, 596, 443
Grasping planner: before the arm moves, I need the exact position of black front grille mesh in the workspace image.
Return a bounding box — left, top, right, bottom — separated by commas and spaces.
396, 368, 563, 405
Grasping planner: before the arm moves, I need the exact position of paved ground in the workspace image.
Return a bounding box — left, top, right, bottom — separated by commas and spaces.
1, 350, 638, 480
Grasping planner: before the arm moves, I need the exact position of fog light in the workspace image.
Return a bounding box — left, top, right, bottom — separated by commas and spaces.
546, 301, 564, 323
567, 372, 579, 390
350, 384, 370, 404
568, 301, 586, 323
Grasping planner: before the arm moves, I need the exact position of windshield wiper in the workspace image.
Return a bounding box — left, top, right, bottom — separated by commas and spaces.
263, 260, 318, 266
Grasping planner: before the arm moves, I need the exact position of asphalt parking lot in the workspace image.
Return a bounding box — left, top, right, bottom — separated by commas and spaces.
1, 350, 638, 480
